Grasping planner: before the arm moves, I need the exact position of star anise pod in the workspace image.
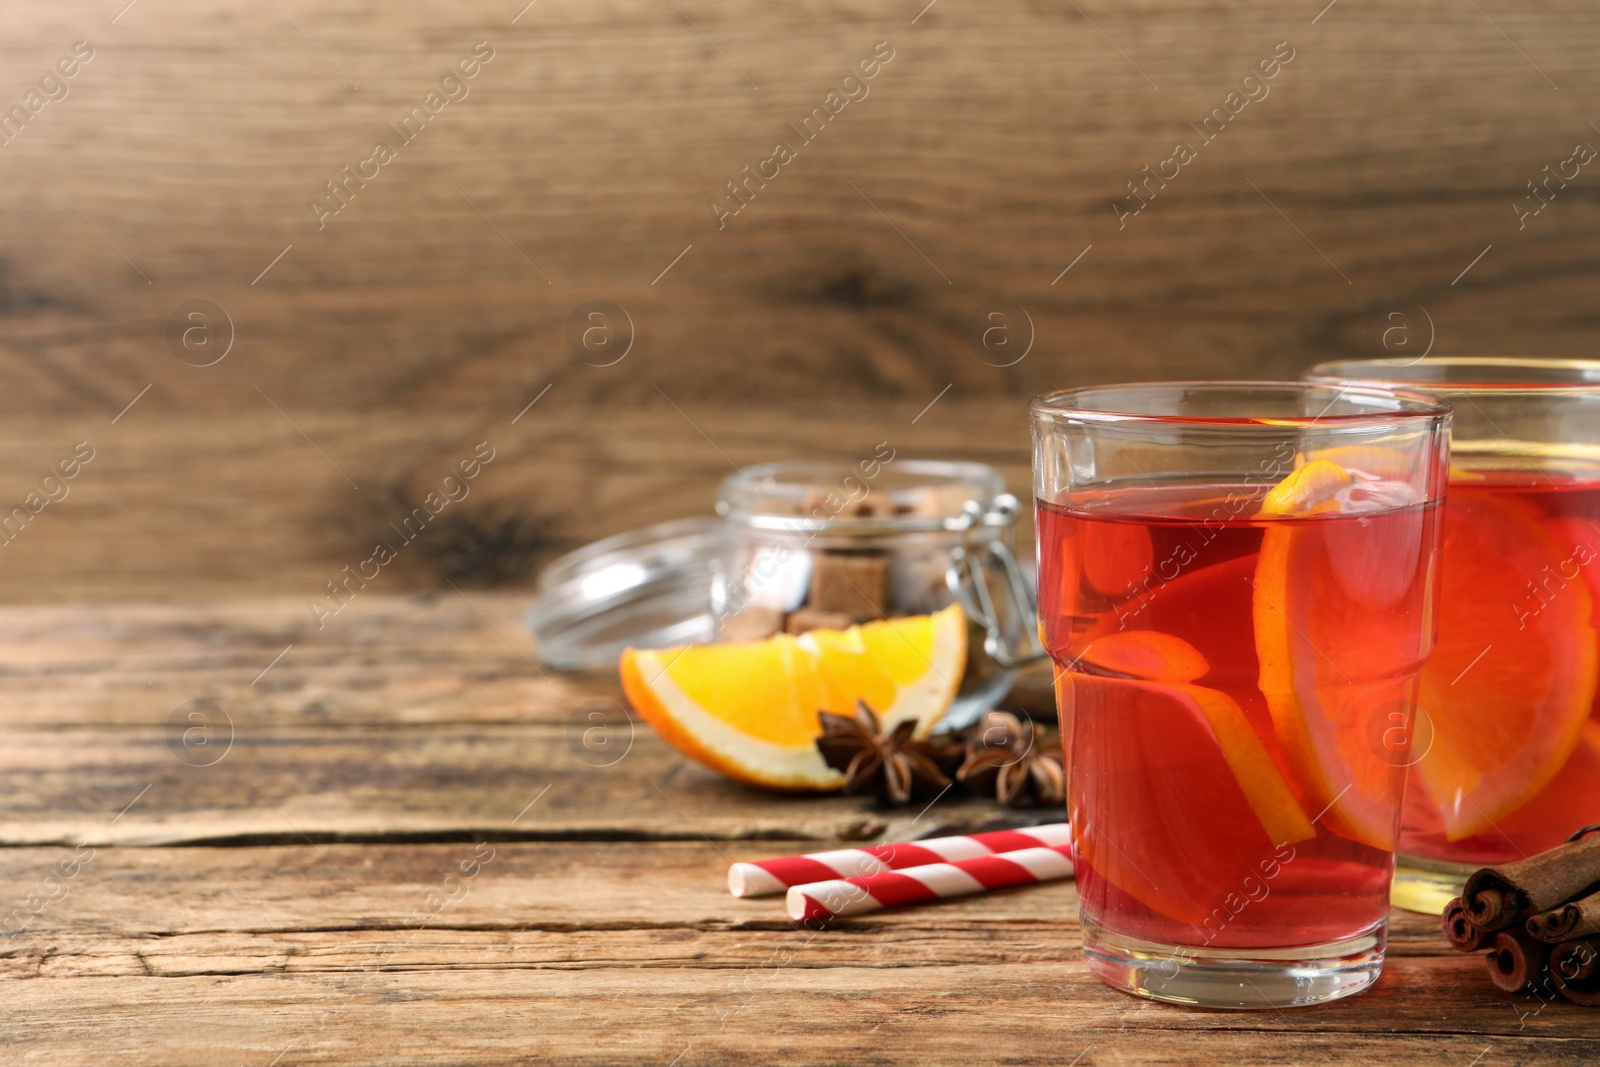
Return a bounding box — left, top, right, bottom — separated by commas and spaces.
956, 710, 1066, 809
816, 700, 959, 805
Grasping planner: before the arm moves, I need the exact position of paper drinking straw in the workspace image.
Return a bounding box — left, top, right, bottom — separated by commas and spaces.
785, 844, 1075, 921
728, 823, 1072, 898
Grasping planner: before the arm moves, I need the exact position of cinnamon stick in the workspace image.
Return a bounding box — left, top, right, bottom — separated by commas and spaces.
1527, 888, 1600, 943
1551, 937, 1600, 1006
1551, 936, 1600, 982
1443, 896, 1490, 952
1485, 929, 1549, 994
1463, 832, 1600, 931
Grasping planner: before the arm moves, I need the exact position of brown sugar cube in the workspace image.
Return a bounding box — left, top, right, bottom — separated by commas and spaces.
807, 550, 890, 619
784, 607, 857, 635
719, 607, 784, 644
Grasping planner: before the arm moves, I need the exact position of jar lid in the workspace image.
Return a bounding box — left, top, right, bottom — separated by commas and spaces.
524, 516, 722, 670
717, 459, 1012, 535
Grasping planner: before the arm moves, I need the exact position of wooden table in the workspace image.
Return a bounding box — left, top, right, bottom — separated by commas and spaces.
3, 0, 1599, 1060
3, 593, 1596, 1065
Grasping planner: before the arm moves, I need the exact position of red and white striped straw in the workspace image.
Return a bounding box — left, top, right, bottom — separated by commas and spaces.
728, 823, 1071, 898
785, 844, 1075, 921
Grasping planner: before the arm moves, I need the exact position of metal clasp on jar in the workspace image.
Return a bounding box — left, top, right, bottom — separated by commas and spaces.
944, 494, 1047, 668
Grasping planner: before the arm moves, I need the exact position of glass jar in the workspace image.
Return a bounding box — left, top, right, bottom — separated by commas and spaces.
712, 459, 1042, 724
526, 458, 1043, 729
524, 516, 721, 671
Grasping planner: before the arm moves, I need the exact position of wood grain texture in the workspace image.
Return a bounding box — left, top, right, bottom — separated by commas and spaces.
3, 0, 1599, 1059
2, 0, 1599, 419
1, 1, 1597, 600
7, 966, 1596, 1067
2, 595, 1597, 1064
0, 843, 1494, 962
0, 404, 1033, 601
0, 594, 1005, 847
1, 843, 1596, 1065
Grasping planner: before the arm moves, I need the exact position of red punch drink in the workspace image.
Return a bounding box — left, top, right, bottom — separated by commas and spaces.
1039, 479, 1436, 951
1306, 358, 1600, 912
1032, 383, 1450, 1008
1397, 474, 1600, 866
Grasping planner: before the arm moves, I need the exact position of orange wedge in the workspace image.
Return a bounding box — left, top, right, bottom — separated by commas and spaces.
1071, 674, 1314, 927
1404, 720, 1600, 860
1078, 630, 1210, 683
1082, 521, 1154, 598
1411, 490, 1597, 839
1261, 458, 1351, 516
619, 604, 966, 790
1180, 682, 1317, 848
1470, 719, 1600, 845
1067, 625, 1314, 925
1253, 459, 1424, 851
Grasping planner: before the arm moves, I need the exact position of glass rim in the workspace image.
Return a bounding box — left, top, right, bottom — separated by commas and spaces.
1306, 356, 1600, 392
1029, 380, 1452, 427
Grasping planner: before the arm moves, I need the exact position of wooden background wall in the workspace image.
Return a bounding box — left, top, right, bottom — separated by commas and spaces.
0, 0, 1595, 602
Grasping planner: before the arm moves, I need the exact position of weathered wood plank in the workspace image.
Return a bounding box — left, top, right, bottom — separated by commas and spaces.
0, 406, 1032, 602
0, 843, 1592, 1062
0, 1, 1598, 602
0, 717, 1031, 846
0, 583, 1587, 1058
2, 0, 1599, 423
0, 593, 1007, 846
0, 923, 1469, 982
1, 964, 1595, 1066
0, 843, 1449, 956
0, 592, 1051, 848
0, 593, 577, 726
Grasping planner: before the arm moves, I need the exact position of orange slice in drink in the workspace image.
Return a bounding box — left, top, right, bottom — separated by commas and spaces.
1078, 630, 1210, 683
1082, 521, 1155, 598
1475, 719, 1600, 844
1070, 672, 1313, 927
1411, 491, 1597, 839
1405, 720, 1600, 859
1261, 458, 1352, 516
619, 604, 966, 790
1253, 459, 1422, 851
1178, 682, 1317, 847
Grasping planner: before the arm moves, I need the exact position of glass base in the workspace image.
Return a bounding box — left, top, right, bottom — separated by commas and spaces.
1390, 855, 1472, 915
1081, 917, 1387, 1009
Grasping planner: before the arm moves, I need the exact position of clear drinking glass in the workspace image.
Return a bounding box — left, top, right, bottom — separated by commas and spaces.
1305, 358, 1600, 914
1032, 382, 1451, 1008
